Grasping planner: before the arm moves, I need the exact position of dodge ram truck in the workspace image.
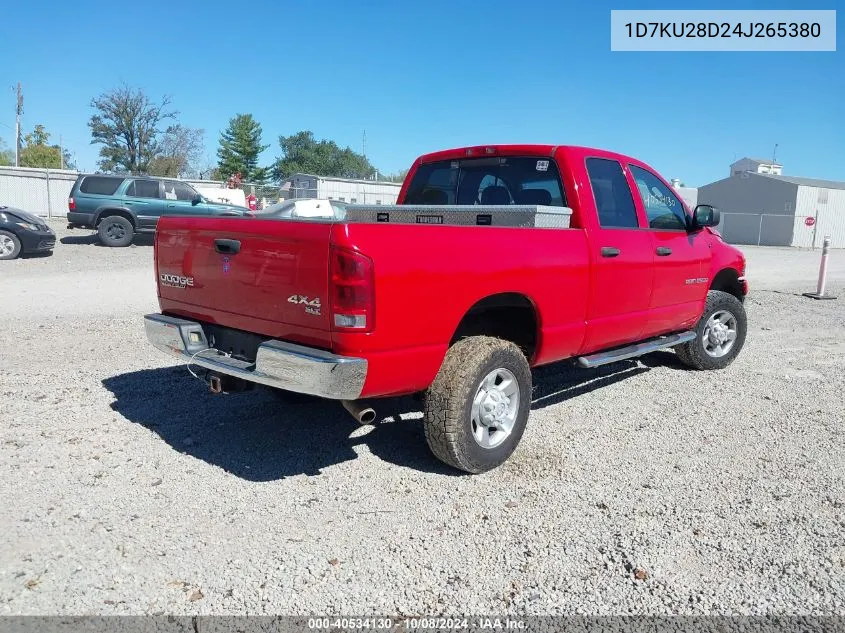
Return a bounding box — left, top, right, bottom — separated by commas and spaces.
144, 144, 748, 473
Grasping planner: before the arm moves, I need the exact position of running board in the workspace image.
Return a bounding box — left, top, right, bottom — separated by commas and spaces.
576, 331, 696, 369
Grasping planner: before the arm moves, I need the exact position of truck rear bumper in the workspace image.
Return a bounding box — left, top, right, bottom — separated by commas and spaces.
143, 313, 367, 400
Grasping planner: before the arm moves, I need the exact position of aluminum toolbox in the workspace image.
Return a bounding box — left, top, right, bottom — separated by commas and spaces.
343, 204, 573, 229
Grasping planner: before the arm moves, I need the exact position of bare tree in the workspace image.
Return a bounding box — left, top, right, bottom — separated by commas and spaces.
89, 85, 176, 174
148, 125, 205, 178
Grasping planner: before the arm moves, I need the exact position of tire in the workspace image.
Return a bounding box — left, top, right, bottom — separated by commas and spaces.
423, 336, 532, 474
675, 290, 747, 370
97, 215, 134, 247
0, 230, 22, 260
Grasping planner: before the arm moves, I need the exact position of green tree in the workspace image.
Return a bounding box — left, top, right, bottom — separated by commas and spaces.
272, 130, 376, 181
148, 124, 205, 178
216, 114, 269, 183
89, 85, 175, 174
0, 137, 14, 166
18, 125, 75, 169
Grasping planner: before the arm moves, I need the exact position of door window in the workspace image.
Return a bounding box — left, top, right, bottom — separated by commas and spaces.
585, 158, 639, 229
126, 179, 161, 199
629, 165, 688, 231
164, 180, 197, 201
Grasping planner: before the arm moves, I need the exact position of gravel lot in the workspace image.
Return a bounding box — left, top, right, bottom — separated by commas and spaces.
1, 221, 843, 616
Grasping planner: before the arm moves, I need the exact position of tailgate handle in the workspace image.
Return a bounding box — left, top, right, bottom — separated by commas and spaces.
214, 239, 241, 255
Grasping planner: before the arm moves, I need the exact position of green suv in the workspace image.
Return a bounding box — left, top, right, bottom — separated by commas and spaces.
67, 174, 247, 247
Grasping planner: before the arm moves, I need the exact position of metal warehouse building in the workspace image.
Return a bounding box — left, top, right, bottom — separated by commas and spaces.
281, 174, 402, 205
698, 157, 845, 248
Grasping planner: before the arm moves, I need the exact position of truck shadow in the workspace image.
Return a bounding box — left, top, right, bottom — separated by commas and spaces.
529, 351, 684, 409
60, 234, 154, 246
102, 353, 680, 481
102, 366, 452, 480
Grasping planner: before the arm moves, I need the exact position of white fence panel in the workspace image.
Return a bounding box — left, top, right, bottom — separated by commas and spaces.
0, 166, 79, 218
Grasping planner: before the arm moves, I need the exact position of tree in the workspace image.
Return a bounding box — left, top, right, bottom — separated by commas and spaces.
382, 168, 409, 183
18, 125, 75, 169
0, 137, 13, 166
272, 130, 377, 181
216, 114, 269, 183
148, 124, 205, 178
89, 85, 176, 174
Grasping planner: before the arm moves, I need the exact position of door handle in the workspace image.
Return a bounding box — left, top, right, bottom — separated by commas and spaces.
601, 247, 621, 258
656, 247, 672, 256
214, 238, 241, 255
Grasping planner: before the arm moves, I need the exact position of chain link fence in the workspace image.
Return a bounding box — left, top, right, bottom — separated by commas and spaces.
720, 212, 845, 248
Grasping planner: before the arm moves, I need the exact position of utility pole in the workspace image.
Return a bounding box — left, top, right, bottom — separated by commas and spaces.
362, 129, 367, 159
773, 143, 778, 164
14, 82, 22, 167
60, 134, 64, 169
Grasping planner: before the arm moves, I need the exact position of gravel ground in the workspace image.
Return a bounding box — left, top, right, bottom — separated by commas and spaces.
1, 221, 843, 616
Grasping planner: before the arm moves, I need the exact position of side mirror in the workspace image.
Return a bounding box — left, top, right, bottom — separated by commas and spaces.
693, 204, 720, 228
191, 194, 202, 206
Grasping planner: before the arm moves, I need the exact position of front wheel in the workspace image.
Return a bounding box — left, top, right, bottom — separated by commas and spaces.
0, 230, 22, 260
675, 290, 747, 370
423, 336, 532, 474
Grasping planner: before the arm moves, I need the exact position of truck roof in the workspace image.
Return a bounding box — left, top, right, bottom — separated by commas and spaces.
416, 144, 634, 165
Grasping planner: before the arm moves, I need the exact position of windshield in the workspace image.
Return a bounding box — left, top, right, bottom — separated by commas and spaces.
404, 156, 566, 207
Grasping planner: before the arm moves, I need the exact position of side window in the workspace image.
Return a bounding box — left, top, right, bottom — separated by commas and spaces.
585, 158, 639, 229
629, 165, 688, 231
79, 176, 121, 195
164, 180, 196, 201
129, 180, 161, 199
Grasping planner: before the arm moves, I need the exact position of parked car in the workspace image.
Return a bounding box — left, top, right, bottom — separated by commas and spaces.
144, 144, 748, 473
67, 174, 247, 247
0, 205, 56, 260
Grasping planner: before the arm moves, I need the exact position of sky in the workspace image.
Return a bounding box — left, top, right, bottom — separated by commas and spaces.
2, 0, 843, 187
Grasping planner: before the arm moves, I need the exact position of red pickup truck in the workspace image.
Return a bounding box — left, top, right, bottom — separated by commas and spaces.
145, 144, 748, 473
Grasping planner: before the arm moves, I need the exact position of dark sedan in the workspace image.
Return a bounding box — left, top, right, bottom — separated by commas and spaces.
0, 205, 55, 260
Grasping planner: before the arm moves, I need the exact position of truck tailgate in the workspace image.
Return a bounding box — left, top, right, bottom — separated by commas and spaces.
155, 216, 333, 347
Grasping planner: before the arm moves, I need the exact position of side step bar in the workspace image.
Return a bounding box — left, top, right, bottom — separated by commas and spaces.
576, 331, 696, 369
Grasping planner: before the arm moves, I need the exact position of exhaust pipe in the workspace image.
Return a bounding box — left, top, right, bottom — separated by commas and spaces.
341, 400, 377, 425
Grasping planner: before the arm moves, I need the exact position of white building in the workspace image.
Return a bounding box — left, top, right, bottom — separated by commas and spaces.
698, 159, 845, 247
669, 178, 698, 210
281, 173, 402, 205
729, 157, 783, 177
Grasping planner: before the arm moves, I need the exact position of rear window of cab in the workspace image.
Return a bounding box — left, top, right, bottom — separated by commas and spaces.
405, 157, 566, 207
79, 176, 122, 196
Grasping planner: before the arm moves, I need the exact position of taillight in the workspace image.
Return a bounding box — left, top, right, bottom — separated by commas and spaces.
330, 246, 374, 332
68, 197, 76, 211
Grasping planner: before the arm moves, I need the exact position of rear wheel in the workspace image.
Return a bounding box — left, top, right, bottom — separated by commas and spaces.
423, 336, 531, 473
0, 230, 22, 260
97, 216, 134, 247
675, 290, 747, 370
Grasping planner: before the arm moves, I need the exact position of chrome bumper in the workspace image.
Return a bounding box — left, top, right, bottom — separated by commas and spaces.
143, 313, 367, 400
